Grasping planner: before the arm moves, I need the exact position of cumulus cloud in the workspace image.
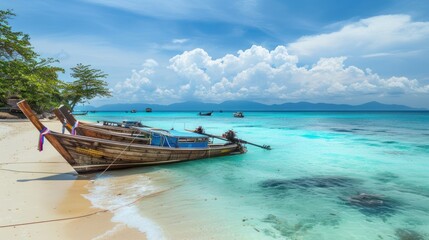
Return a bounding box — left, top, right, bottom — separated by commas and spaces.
288, 15, 429, 58
113, 45, 429, 104
113, 59, 158, 101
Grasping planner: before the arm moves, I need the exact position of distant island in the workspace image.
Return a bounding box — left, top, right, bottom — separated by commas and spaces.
75, 101, 426, 112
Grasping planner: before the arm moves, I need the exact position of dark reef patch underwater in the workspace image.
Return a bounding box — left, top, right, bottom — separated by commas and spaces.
261, 213, 341, 239
341, 193, 400, 218
259, 176, 404, 219
373, 171, 400, 182
395, 228, 427, 240
259, 176, 359, 190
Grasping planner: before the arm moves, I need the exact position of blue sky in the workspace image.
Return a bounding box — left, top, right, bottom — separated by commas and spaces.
4, 0, 429, 108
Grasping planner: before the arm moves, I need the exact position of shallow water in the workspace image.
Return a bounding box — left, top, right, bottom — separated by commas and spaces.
81, 111, 429, 239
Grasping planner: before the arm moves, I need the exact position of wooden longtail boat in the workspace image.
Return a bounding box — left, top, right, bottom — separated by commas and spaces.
18, 100, 246, 174
53, 108, 151, 145
55, 105, 147, 135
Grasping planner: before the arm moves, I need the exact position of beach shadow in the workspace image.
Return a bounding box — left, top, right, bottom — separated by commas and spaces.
0, 168, 75, 176
17, 172, 90, 182
15, 164, 200, 182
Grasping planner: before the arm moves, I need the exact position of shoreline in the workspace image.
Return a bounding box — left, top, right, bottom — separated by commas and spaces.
0, 121, 147, 239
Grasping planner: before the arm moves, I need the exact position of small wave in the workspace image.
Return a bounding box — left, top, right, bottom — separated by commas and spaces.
84, 174, 166, 240
111, 205, 164, 240
93, 224, 127, 240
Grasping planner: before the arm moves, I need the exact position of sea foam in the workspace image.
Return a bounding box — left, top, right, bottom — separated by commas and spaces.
84, 174, 166, 240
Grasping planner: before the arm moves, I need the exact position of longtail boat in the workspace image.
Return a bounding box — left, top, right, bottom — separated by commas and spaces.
53, 108, 151, 145
19, 100, 246, 174
55, 105, 148, 135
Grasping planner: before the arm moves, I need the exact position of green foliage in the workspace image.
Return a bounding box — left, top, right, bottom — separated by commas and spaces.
1, 9, 111, 113
0, 9, 34, 62
0, 9, 64, 112
64, 63, 111, 111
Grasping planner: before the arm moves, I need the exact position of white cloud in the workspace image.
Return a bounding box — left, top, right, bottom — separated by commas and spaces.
142, 59, 158, 70
113, 60, 158, 102
113, 45, 429, 104
172, 38, 189, 44
288, 15, 429, 59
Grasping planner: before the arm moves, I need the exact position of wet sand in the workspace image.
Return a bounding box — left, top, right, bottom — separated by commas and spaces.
0, 121, 147, 240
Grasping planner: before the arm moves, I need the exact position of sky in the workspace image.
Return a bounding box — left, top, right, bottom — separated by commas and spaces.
4, 0, 429, 108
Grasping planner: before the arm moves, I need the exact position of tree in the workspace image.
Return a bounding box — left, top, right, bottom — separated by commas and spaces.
0, 9, 64, 112
64, 63, 111, 111
0, 9, 35, 62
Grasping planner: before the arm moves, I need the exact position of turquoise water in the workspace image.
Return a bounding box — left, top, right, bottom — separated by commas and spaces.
81, 111, 429, 240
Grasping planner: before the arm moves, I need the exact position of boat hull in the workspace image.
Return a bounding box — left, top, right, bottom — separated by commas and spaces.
53, 132, 244, 173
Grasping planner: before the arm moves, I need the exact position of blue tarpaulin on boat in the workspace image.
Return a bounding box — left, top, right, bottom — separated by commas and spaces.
135, 128, 209, 148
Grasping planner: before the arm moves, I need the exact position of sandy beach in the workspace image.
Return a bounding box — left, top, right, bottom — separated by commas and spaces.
0, 121, 147, 240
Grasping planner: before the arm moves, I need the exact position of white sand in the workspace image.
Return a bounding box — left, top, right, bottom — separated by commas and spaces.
0, 121, 147, 239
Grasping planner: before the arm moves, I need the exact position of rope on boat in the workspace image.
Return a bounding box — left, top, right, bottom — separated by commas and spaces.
62, 119, 67, 134
0, 186, 175, 229
164, 135, 172, 148
95, 128, 144, 180
71, 120, 79, 135
38, 127, 50, 151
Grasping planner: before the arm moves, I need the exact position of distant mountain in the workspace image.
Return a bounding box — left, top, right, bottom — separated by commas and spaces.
274, 101, 424, 111
75, 101, 426, 111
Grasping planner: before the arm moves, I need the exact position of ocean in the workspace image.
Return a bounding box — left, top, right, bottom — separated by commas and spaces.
79, 111, 429, 240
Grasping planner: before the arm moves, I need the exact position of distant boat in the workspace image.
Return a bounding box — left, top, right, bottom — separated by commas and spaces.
146, 107, 152, 112
101, 120, 146, 128
71, 111, 88, 116
198, 111, 213, 116
234, 112, 244, 118
130, 109, 137, 113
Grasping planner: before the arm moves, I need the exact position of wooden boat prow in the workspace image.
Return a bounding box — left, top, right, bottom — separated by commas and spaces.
18, 101, 77, 165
